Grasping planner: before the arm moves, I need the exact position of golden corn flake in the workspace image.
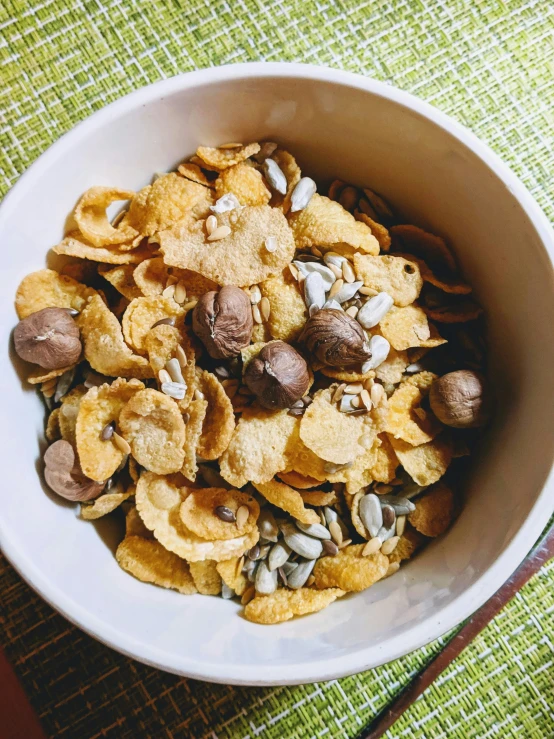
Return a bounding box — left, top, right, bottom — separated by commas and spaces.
326, 434, 380, 494
418, 323, 448, 349
259, 270, 308, 342
350, 491, 370, 539
290, 440, 327, 481
15, 268, 97, 319
215, 162, 271, 205
124, 174, 213, 236
253, 480, 319, 525
244, 587, 344, 624
300, 490, 337, 507
219, 407, 299, 487
116, 535, 197, 594
177, 162, 214, 188
269, 150, 302, 211
60, 259, 99, 284
391, 224, 457, 274
388, 526, 426, 563
181, 398, 208, 481
126, 505, 154, 538
98, 264, 142, 301
395, 252, 471, 294
403, 370, 438, 392
355, 210, 391, 251
408, 482, 455, 537
388, 433, 452, 486
195, 370, 235, 460
46, 408, 61, 442
159, 205, 296, 287
299, 387, 367, 464
314, 545, 389, 591
379, 305, 431, 351
128, 455, 140, 483
119, 388, 186, 474
145, 324, 197, 411
423, 302, 483, 323
188, 560, 222, 595
74, 186, 138, 247
122, 296, 184, 354
196, 142, 260, 170
250, 323, 272, 343
370, 434, 398, 483
386, 382, 442, 447
54, 231, 154, 264
374, 347, 408, 385
58, 385, 87, 445
217, 558, 248, 596
76, 378, 144, 481
289, 195, 379, 255
27, 364, 75, 385
277, 471, 321, 489
81, 489, 134, 520
134, 257, 219, 301
353, 255, 422, 307
78, 295, 153, 378
135, 471, 258, 561
180, 487, 259, 540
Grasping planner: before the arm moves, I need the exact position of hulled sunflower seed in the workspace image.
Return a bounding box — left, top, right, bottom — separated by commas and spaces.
112, 431, 131, 456
252, 304, 262, 324
290, 176, 317, 212
210, 193, 241, 213
359, 493, 383, 538
287, 559, 316, 589
328, 520, 343, 546
162, 283, 176, 299
268, 541, 292, 571
303, 271, 326, 311
322, 539, 339, 556
215, 505, 236, 523
194, 388, 205, 401
323, 507, 348, 535
257, 509, 279, 542
328, 263, 343, 279
381, 536, 400, 555
288, 263, 299, 280
101, 422, 115, 441
166, 358, 186, 385
328, 278, 344, 299
360, 388, 372, 411
221, 583, 235, 599
342, 260, 356, 283
249, 285, 261, 304
161, 381, 186, 400
206, 214, 218, 235
281, 523, 323, 559
396, 515, 407, 537
333, 280, 364, 304
361, 335, 391, 372
295, 521, 331, 540
255, 561, 278, 594
332, 383, 347, 404
345, 305, 359, 319
362, 537, 382, 556
344, 383, 363, 394
311, 245, 323, 258
241, 585, 256, 605
338, 538, 352, 549
357, 292, 394, 329
263, 158, 287, 194
208, 225, 231, 242
236, 505, 250, 529
264, 236, 278, 253
158, 369, 172, 384
359, 286, 379, 296
370, 382, 385, 407
259, 297, 271, 321
293, 261, 336, 290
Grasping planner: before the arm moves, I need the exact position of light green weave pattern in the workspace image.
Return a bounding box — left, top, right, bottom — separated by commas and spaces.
1, 2, 554, 738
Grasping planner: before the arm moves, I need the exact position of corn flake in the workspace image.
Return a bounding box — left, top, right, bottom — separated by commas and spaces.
74, 187, 138, 247
374, 347, 408, 384
54, 231, 154, 264
388, 526, 426, 563
423, 302, 483, 323
180, 487, 259, 540
244, 587, 344, 624
189, 560, 222, 595
119, 388, 186, 474
46, 408, 61, 442
98, 264, 142, 301
314, 545, 389, 591
196, 143, 260, 170
215, 162, 271, 205
259, 270, 308, 342
195, 370, 235, 460
388, 433, 452, 486
15, 268, 97, 319
27, 364, 75, 385
355, 210, 391, 251
122, 296, 184, 354
81, 489, 134, 520
300, 490, 337, 507
390, 225, 457, 274
116, 535, 197, 594
379, 305, 431, 351
386, 381, 442, 446
353, 254, 422, 307
408, 482, 455, 537
216, 557, 248, 596
253, 480, 319, 525
177, 162, 214, 188
125, 505, 154, 539
395, 252, 471, 294
59, 385, 87, 445
370, 434, 398, 483
277, 471, 321, 489
134, 257, 217, 298
181, 398, 208, 481
145, 324, 196, 410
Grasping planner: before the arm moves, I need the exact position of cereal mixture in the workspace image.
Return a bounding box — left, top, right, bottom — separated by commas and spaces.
13, 142, 491, 624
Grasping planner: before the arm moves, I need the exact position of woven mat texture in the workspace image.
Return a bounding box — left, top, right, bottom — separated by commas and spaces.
1, 1, 554, 737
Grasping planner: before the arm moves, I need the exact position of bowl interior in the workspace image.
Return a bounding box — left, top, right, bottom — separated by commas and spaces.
1, 67, 553, 684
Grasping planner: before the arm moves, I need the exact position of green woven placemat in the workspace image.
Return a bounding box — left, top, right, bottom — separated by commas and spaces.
1, 1, 553, 738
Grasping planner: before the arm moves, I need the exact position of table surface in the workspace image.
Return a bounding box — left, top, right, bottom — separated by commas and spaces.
1, 1, 554, 738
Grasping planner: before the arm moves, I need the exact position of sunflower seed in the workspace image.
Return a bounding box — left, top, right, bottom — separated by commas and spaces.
405, 362, 425, 374
303, 271, 326, 311
247, 545, 261, 562
381, 536, 400, 555
324, 252, 347, 269
257, 509, 279, 542
205, 214, 218, 236
359, 286, 379, 297
359, 433, 373, 449
378, 495, 416, 515
101, 422, 115, 441
333, 280, 364, 304
322, 539, 339, 556
166, 358, 186, 385
268, 541, 292, 571
210, 193, 242, 213
339, 394, 357, 413
215, 365, 230, 379
255, 561, 278, 594
249, 285, 261, 304
215, 505, 236, 523
236, 505, 250, 529
241, 585, 256, 605
403, 484, 428, 500
360, 388, 372, 411
323, 507, 348, 537
281, 523, 323, 559
351, 394, 362, 409
327, 263, 343, 279
65, 308, 80, 317
287, 559, 316, 589
253, 142, 278, 162
295, 521, 331, 540
370, 382, 385, 407
338, 538, 352, 549
362, 537, 382, 556
328, 278, 344, 299
322, 299, 343, 311
259, 297, 271, 321
54, 367, 76, 403
375, 484, 394, 495
243, 557, 257, 580
162, 283, 176, 299
344, 383, 363, 394
362, 188, 395, 221
381, 504, 396, 529
207, 225, 231, 242
342, 261, 356, 283
361, 335, 391, 372
332, 383, 347, 404
357, 292, 394, 329
264, 235, 278, 253
290, 177, 317, 212
293, 261, 336, 290
259, 544, 271, 560
158, 369, 172, 384
219, 142, 242, 149
281, 561, 298, 577
377, 521, 396, 542
152, 316, 177, 332
161, 381, 186, 400
339, 186, 358, 211
263, 158, 287, 194
252, 304, 263, 324
396, 515, 406, 537
311, 245, 323, 258
84, 371, 106, 388
359, 494, 383, 538
328, 520, 343, 546
277, 567, 288, 586
221, 583, 235, 599
345, 305, 359, 319
112, 431, 131, 456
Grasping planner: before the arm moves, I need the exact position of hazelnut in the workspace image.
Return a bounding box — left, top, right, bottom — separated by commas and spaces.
14, 307, 82, 369
44, 440, 105, 501
244, 341, 310, 409
429, 370, 491, 428
192, 286, 253, 359
300, 309, 372, 367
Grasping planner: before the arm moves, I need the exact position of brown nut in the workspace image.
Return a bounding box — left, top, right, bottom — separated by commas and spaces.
192, 286, 253, 359
244, 341, 310, 409
44, 439, 105, 501
300, 309, 372, 367
429, 370, 491, 428
14, 307, 81, 370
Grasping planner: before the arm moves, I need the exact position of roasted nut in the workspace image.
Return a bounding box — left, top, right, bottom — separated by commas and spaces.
43, 440, 105, 501
192, 286, 253, 358
300, 308, 372, 367
429, 370, 491, 428
14, 308, 81, 369
244, 341, 310, 409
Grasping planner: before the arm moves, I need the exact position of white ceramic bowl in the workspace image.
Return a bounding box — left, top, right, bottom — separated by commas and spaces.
1, 63, 553, 686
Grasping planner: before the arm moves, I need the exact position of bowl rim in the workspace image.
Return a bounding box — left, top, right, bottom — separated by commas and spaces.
1, 61, 554, 686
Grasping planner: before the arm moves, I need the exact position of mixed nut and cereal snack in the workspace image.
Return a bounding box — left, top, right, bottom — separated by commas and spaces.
13, 142, 491, 624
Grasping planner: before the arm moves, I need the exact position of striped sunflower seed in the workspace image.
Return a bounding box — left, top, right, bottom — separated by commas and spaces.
268, 541, 292, 571
290, 176, 317, 212
359, 494, 383, 538
378, 495, 416, 515
221, 583, 235, 599
263, 158, 287, 194
281, 561, 298, 576
295, 521, 331, 540
287, 559, 316, 590
281, 523, 323, 559
322, 299, 343, 311
255, 561, 278, 595
54, 367, 76, 403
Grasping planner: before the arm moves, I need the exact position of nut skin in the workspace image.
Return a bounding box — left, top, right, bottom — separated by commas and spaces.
14, 307, 82, 370
244, 341, 310, 409
44, 440, 105, 502
429, 370, 491, 428
192, 286, 253, 359
300, 309, 372, 367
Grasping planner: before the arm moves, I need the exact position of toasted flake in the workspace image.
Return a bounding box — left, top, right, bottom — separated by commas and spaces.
216, 557, 248, 596
299, 490, 337, 506
215, 162, 271, 205
76, 378, 144, 481
119, 388, 186, 474
116, 536, 197, 594
244, 587, 344, 624
196, 143, 260, 170
195, 369, 235, 460
27, 365, 75, 385
78, 295, 153, 378
353, 255, 422, 307
355, 210, 391, 251
388, 433, 452, 486
320, 366, 376, 383
386, 381, 442, 446
259, 269, 308, 342
58, 385, 87, 445
74, 187, 137, 247
177, 162, 214, 188
277, 471, 321, 489
313, 544, 389, 591
391, 224, 457, 274
379, 305, 431, 351
122, 296, 184, 354
181, 398, 208, 481
374, 346, 408, 384
189, 560, 222, 595
98, 264, 142, 300
125, 506, 154, 539
145, 324, 196, 409
408, 482, 455, 537
423, 302, 483, 323
134, 257, 217, 298
81, 489, 134, 520
46, 408, 61, 442
253, 480, 319, 525
289, 194, 379, 254
53, 231, 153, 264
369, 434, 398, 483
388, 526, 426, 563
15, 268, 97, 319
180, 487, 259, 540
